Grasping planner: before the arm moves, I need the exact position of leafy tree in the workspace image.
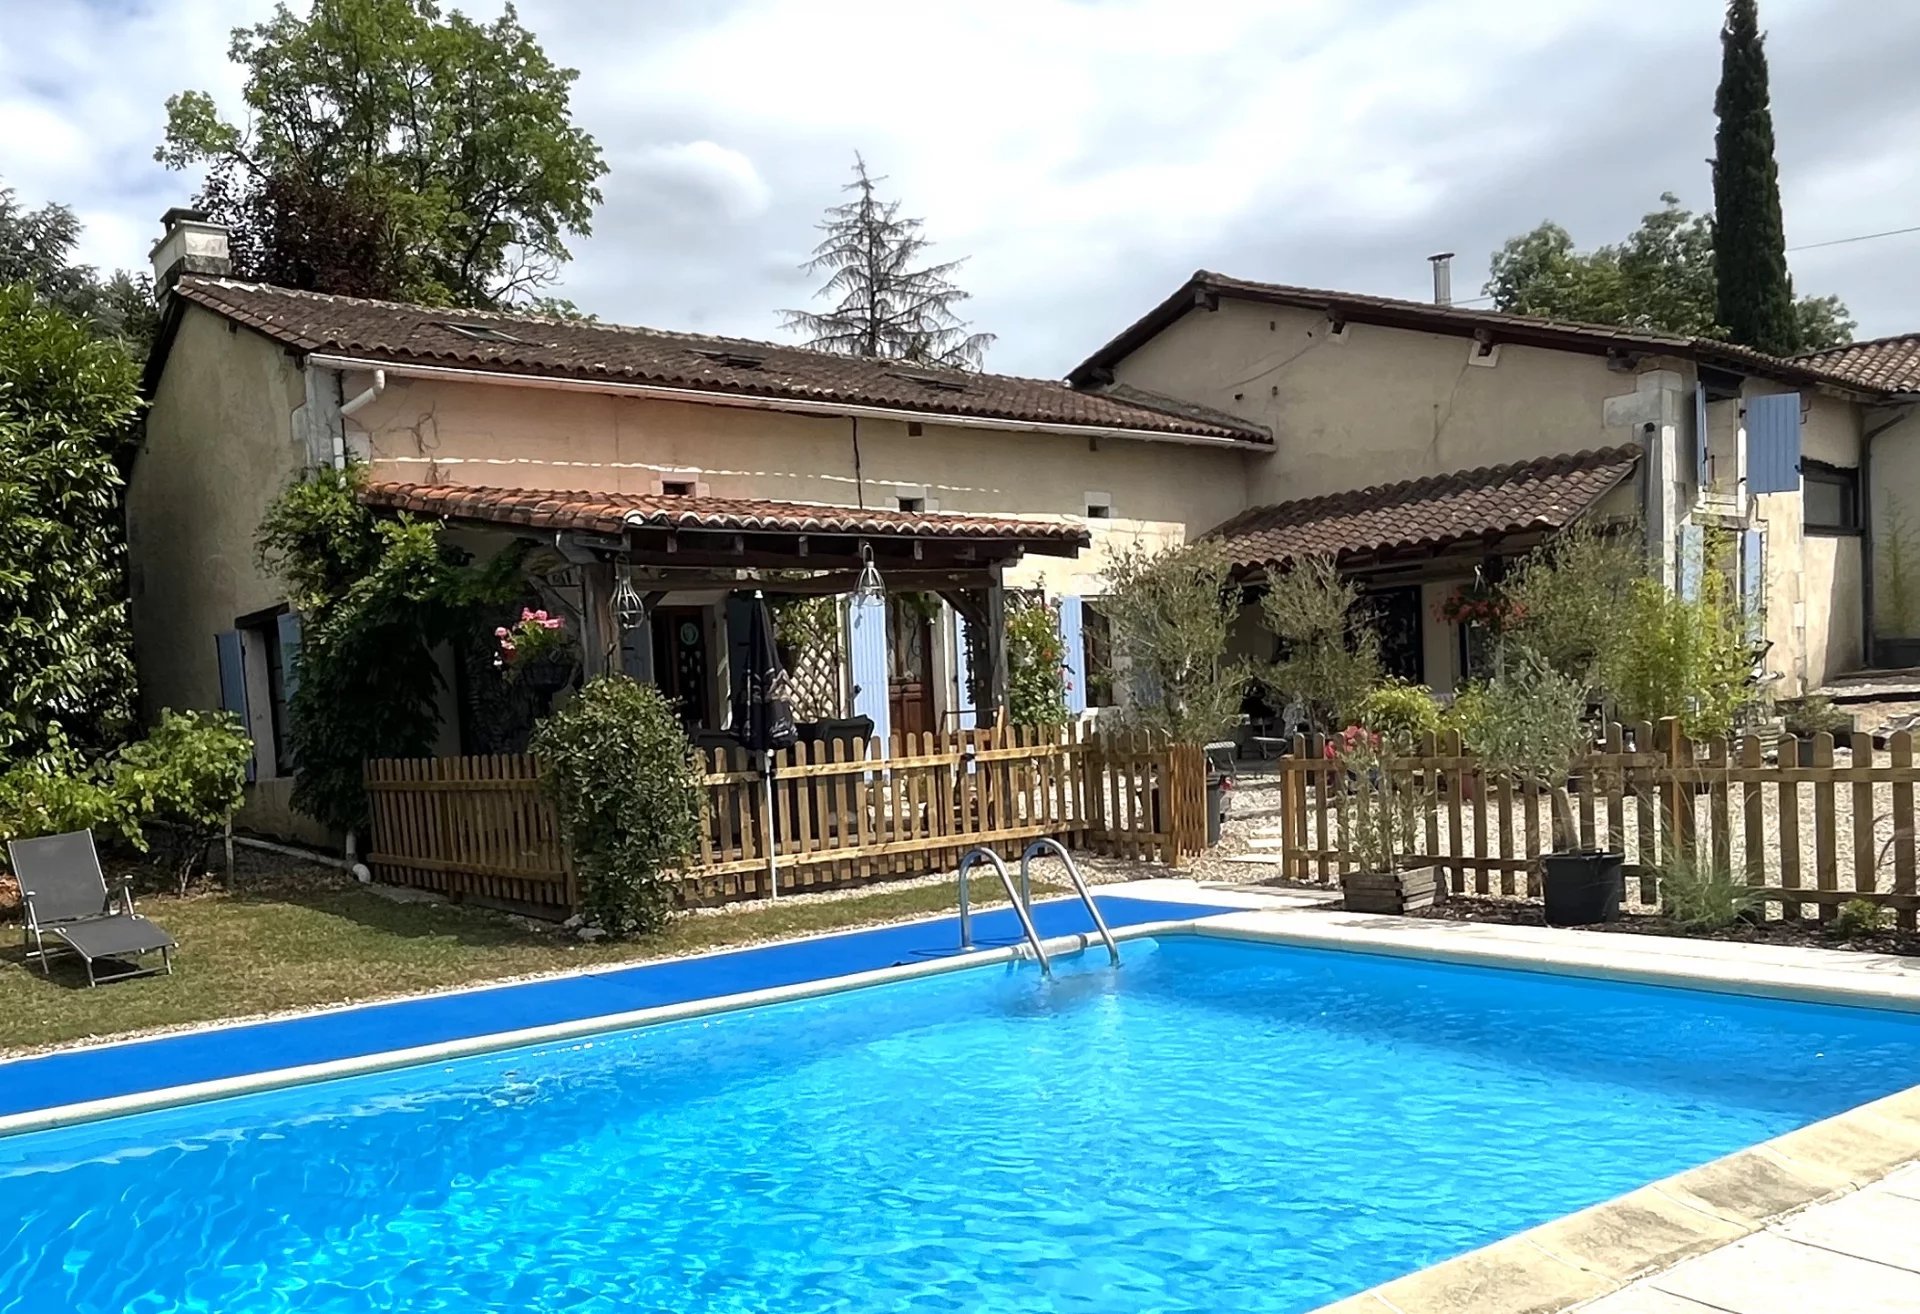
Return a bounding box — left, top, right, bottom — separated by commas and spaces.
783, 155, 994, 369
0, 284, 143, 766
1712, 0, 1797, 356
0, 182, 157, 351
1260, 556, 1381, 731
1101, 541, 1246, 743
159, 0, 607, 307
1499, 520, 1647, 691
1485, 193, 1852, 351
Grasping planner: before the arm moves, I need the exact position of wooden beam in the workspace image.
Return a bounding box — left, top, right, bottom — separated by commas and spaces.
984, 563, 1008, 720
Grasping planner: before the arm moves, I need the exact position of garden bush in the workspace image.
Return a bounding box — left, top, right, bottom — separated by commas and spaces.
1457, 656, 1590, 849
532, 677, 703, 937
1356, 680, 1442, 744
1829, 897, 1887, 938
1007, 597, 1069, 729
1261, 556, 1380, 730
1659, 850, 1759, 931
113, 709, 252, 892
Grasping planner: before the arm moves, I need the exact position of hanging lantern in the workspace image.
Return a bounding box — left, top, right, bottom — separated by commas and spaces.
612, 567, 645, 631
853, 541, 884, 603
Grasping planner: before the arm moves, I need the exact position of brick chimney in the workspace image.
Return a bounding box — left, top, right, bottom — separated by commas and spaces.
149, 206, 231, 291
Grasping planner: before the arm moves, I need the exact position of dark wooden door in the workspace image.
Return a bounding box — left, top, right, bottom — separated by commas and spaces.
888, 606, 935, 738
1366, 586, 1425, 684
650, 607, 711, 732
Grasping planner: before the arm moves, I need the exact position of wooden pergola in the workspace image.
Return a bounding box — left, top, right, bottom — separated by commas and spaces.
360, 480, 1090, 721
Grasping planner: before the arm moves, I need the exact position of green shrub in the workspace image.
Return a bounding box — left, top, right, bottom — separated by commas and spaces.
113, 709, 252, 892
1600, 570, 1754, 739
1782, 695, 1850, 740
0, 752, 138, 860
1007, 597, 1069, 729
1659, 851, 1760, 931
532, 677, 703, 937
1829, 897, 1887, 938
1356, 680, 1442, 745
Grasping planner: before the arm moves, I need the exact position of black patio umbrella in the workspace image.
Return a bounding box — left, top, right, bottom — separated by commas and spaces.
735, 592, 796, 896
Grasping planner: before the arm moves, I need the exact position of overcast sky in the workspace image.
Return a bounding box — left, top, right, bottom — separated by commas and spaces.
4, 0, 1917, 376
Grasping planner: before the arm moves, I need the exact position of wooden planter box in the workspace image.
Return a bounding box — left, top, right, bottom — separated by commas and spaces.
1343, 864, 1440, 915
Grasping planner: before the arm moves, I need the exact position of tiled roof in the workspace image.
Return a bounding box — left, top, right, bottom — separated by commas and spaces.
1071, 271, 1881, 395
361, 480, 1093, 546
170, 278, 1269, 443
1797, 333, 1920, 393
1207, 446, 1640, 569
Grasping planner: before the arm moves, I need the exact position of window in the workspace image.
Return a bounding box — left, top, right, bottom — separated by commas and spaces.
897, 496, 926, 513
887, 368, 969, 393
437, 321, 527, 344
660, 480, 695, 497
1803, 461, 1859, 533
1082, 601, 1115, 708
1085, 491, 1113, 519
221, 607, 301, 779
694, 348, 766, 369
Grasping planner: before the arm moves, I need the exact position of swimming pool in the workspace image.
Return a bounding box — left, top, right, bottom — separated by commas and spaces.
5, 933, 1920, 1314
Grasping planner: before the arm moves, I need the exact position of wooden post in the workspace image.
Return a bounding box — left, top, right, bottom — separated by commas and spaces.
983, 564, 1009, 720
579, 560, 617, 678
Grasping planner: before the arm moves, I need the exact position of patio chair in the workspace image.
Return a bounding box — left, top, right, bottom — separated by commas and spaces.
11, 831, 176, 987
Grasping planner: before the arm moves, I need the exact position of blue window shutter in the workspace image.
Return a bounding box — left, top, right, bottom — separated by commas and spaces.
1747, 392, 1802, 494
215, 630, 256, 783
1694, 384, 1710, 485
1741, 529, 1766, 641
952, 613, 976, 730
1058, 596, 1087, 715
848, 595, 891, 747
1679, 525, 1704, 601
276, 611, 303, 704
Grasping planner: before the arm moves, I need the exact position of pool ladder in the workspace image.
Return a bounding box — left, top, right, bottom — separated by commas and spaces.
955, 839, 1121, 979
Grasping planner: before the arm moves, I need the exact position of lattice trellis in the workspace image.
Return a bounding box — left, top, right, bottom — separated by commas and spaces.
787, 642, 845, 719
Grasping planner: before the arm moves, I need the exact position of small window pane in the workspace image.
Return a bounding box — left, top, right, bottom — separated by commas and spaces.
1804, 466, 1857, 531
1082, 602, 1115, 708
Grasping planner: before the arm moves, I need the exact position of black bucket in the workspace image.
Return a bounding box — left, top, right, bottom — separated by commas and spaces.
1541, 850, 1624, 926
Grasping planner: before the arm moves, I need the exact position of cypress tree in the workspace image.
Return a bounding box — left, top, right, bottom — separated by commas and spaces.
1711, 0, 1797, 356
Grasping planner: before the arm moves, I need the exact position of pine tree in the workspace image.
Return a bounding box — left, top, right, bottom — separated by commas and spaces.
1711, 0, 1797, 356
783, 155, 994, 370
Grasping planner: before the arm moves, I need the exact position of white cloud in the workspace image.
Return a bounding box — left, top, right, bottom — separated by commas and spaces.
625, 140, 771, 222
1, 0, 1915, 370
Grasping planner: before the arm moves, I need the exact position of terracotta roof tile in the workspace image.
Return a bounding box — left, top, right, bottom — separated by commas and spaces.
1071, 271, 1881, 396
1797, 333, 1920, 393
1208, 446, 1640, 569
361, 480, 1092, 547
172, 278, 1270, 444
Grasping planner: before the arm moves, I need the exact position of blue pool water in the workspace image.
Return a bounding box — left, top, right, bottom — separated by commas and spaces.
4, 936, 1920, 1314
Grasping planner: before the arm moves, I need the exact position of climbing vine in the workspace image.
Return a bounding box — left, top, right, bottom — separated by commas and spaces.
255, 464, 524, 831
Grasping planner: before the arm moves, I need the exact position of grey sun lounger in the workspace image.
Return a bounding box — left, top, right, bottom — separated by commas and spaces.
11, 831, 176, 987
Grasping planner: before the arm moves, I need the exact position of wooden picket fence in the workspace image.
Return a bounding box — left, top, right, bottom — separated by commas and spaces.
364, 723, 1207, 918
1273, 719, 1920, 928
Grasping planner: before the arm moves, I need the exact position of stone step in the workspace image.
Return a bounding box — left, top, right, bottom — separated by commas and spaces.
1246, 836, 1284, 850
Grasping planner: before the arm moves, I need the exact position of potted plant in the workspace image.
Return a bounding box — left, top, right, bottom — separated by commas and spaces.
496, 607, 576, 694
1460, 655, 1620, 925
1331, 724, 1441, 914
1782, 695, 1853, 766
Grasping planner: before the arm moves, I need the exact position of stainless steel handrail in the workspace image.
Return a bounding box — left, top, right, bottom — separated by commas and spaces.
1021, 838, 1121, 967
956, 846, 1052, 977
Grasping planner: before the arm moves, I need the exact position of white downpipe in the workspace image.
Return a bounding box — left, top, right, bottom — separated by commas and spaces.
334, 368, 388, 469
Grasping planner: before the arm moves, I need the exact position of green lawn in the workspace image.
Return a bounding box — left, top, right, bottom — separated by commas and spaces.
0, 865, 1060, 1056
